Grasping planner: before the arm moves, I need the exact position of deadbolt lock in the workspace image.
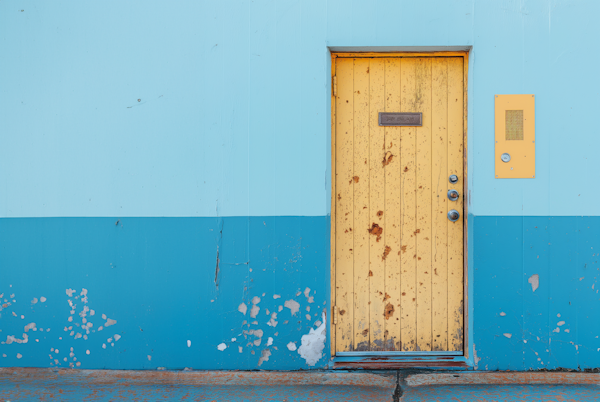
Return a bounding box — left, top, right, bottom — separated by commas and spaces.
448, 210, 460, 222
447, 190, 459, 201
449, 175, 458, 184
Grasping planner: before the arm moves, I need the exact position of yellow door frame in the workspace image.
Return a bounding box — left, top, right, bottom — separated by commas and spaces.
329, 51, 469, 359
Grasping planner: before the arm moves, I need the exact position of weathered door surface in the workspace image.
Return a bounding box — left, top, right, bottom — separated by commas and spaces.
334, 57, 464, 353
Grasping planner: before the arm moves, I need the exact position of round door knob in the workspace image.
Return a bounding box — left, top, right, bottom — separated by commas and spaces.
447, 190, 459, 201
501, 153, 511, 163
449, 175, 458, 184
448, 210, 460, 222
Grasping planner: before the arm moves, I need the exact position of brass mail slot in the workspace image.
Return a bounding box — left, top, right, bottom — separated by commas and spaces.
378, 112, 422, 127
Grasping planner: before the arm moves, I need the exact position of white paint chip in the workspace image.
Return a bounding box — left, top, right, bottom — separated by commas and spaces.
16, 353, 22, 359
147, 355, 152, 361
500, 312, 506, 316
105, 318, 117, 327
187, 340, 191, 347
257, 349, 271, 366
267, 337, 273, 346
557, 321, 565, 326
284, 299, 300, 316
86, 350, 90, 355
102, 344, 107, 349
298, 312, 327, 366
239, 346, 243, 353
503, 333, 512, 339
287, 342, 297, 351
528, 274, 539, 292
250, 305, 260, 318
40, 297, 46, 302
273, 294, 281, 299
252, 296, 261, 305
217, 343, 227, 351
238, 303, 248, 315
66, 289, 75, 297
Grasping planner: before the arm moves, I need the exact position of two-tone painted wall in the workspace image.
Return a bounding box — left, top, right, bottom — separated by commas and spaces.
1, 0, 599, 371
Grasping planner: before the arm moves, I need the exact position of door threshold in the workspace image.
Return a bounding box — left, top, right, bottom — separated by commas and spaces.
330, 354, 472, 370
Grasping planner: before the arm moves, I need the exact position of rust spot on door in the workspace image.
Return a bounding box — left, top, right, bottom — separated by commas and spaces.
382, 245, 391, 261
368, 223, 383, 242
377, 210, 383, 219
384, 303, 394, 320
353, 176, 360, 183
382, 152, 394, 167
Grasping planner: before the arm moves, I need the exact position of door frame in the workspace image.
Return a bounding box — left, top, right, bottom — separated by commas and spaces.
329, 51, 470, 364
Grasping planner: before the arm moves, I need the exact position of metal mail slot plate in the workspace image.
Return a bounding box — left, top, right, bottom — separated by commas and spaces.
378, 112, 422, 127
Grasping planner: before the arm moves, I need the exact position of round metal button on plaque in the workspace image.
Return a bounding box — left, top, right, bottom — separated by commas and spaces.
447, 190, 459, 201
501, 153, 511, 163
449, 174, 458, 184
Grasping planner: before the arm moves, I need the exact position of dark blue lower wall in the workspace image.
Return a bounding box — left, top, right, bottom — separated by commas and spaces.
0, 217, 330, 370
473, 216, 600, 371
2, 215, 599, 371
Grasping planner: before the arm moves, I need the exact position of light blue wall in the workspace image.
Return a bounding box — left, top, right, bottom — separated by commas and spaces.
2, 1, 599, 218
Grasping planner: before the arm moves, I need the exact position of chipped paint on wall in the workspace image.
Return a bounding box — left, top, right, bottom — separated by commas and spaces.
0, 217, 330, 370
474, 216, 600, 370
298, 312, 327, 367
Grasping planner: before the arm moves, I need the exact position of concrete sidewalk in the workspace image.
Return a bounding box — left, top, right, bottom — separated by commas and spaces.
1, 368, 600, 401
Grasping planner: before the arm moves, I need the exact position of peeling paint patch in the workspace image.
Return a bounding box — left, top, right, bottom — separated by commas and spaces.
273, 294, 281, 299
557, 321, 565, 326
187, 340, 191, 347
105, 318, 117, 327
217, 343, 227, 351
284, 299, 300, 316
267, 312, 278, 327
298, 312, 327, 366
257, 348, 271, 366
503, 333, 512, 338
238, 303, 247, 315
528, 274, 539, 292
66, 289, 75, 297
287, 342, 297, 351
250, 297, 261, 318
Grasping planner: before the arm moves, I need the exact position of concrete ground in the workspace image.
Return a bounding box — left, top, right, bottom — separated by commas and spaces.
1, 368, 600, 401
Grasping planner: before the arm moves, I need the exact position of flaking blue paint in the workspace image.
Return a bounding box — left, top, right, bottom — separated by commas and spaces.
0, 217, 330, 370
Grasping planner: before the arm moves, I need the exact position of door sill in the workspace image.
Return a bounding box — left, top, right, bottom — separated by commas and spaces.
330, 354, 472, 370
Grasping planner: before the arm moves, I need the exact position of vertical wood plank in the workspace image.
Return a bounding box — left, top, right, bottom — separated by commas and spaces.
447, 57, 464, 351
335, 58, 354, 352
383, 59, 402, 350
352, 58, 371, 350
415, 58, 433, 351
400, 58, 417, 351
330, 55, 336, 357
431, 58, 449, 351
369, 58, 387, 351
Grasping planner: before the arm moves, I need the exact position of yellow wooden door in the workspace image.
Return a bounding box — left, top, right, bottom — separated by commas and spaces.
334, 56, 464, 353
